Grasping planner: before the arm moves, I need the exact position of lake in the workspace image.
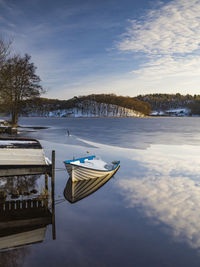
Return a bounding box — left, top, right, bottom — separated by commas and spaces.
1, 117, 200, 267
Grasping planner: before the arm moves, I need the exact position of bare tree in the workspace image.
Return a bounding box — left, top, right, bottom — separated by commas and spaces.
0, 38, 11, 67
0, 54, 44, 126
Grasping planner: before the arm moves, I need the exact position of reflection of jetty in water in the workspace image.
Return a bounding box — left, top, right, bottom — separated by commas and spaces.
0, 168, 55, 251
64, 172, 116, 203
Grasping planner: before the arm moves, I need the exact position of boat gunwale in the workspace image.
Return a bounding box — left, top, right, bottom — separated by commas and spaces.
64, 160, 120, 172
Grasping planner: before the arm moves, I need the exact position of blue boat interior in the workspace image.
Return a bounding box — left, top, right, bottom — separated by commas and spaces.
64, 155, 96, 164
64, 156, 120, 171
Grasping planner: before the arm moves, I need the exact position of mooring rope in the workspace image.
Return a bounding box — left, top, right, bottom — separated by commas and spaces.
55, 199, 66, 205
55, 168, 66, 172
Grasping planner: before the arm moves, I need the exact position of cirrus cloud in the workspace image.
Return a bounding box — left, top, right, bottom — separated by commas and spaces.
115, 0, 200, 94
118, 0, 200, 55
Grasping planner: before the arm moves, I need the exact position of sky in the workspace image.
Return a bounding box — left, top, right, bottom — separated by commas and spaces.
1, 0, 200, 99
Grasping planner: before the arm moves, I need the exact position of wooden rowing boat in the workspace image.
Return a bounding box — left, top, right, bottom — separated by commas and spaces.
64, 155, 120, 182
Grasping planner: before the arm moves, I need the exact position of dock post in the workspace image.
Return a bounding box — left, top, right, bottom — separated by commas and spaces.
45, 173, 48, 192
51, 150, 56, 240
52, 150, 55, 175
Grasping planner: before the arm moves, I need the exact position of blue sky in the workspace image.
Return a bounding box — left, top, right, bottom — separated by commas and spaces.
1, 0, 200, 99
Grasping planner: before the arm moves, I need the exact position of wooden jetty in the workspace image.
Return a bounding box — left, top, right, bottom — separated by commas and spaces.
0, 137, 52, 170
0, 150, 55, 177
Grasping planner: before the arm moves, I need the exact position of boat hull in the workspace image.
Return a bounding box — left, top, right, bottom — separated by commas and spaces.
65, 162, 120, 182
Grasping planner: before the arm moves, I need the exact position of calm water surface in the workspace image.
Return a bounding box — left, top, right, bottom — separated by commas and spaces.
1, 117, 200, 267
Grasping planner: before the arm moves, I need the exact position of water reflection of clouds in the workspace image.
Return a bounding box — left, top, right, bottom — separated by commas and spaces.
132, 145, 200, 179
118, 145, 200, 249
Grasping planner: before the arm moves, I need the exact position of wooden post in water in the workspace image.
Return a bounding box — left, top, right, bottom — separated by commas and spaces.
51, 150, 56, 240
45, 173, 48, 192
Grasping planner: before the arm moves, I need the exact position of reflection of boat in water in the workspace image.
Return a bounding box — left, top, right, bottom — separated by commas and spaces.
64, 155, 120, 182
0, 137, 50, 168
64, 170, 118, 203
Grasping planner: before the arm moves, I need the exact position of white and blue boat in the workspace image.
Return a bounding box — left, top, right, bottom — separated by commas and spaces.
64, 155, 120, 182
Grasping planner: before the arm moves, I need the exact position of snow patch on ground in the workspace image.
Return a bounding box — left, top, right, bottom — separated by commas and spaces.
151, 108, 191, 116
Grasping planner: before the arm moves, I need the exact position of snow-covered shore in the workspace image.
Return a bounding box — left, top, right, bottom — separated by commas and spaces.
150, 108, 191, 117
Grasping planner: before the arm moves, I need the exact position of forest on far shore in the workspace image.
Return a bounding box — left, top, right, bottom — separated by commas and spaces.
137, 93, 200, 114
19, 94, 152, 116
1, 93, 200, 116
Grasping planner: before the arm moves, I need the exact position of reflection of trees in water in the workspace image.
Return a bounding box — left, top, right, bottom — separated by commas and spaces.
0, 173, 53, 263
0, 247, 30, 267
0, 175, 41, 195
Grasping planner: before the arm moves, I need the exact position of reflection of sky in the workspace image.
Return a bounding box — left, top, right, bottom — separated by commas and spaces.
117, 144, 200, 250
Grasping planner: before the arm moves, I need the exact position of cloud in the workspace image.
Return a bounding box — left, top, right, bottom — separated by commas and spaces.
114, 0, 200, 94
51, 0, 200, 98
118, 0, 200, 55
132, 55, 200, 79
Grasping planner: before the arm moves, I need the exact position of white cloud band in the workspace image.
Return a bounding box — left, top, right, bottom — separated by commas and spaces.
118, 0, 200, 55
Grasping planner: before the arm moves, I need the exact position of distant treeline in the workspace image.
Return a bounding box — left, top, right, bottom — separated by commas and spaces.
76, 94, 151, 114
22, 97, 75, 115
188, 101, 200, 115
137, 93, 200, 114
2, 93, 200, 116
21, 94, 152, 115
